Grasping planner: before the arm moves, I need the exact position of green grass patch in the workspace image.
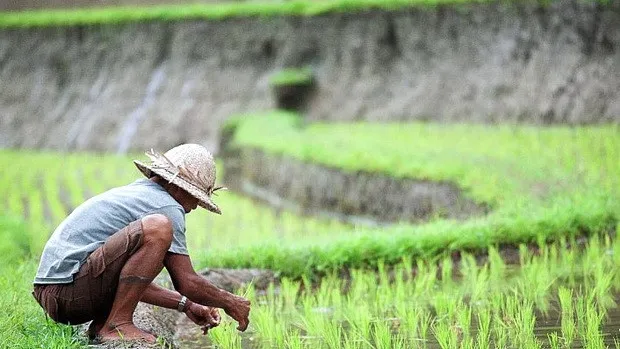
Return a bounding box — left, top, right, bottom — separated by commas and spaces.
0, 216, 83, 348
269, 67, 314, 87
0, 0, 490, 28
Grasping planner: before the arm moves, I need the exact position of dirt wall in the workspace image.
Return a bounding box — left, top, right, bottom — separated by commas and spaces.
223, 148, 488, 224
1, 0, 619, 152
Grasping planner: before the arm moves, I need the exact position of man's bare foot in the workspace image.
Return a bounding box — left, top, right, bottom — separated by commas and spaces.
98, 322, 157, 343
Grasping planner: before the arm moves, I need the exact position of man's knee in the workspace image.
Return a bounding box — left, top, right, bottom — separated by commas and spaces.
141, 214, 173, 248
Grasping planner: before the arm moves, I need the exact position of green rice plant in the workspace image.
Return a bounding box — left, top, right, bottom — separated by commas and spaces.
460, 253, 488, 303
300, 292, 331, 341
581, 294, 606, 349
280, 277, 301, 314
432, 318, 458, 349
417, 311, 432, 347
431, 291, 462, 325
324, 320, 343, 349
558, 239, 578, 287
439, 255, 454, 289
373, 321, 405, 349
284, 329, 305, 349
399, 307, 421, 342
343, 302, 373, 345
475, 305, 491, 349
413, 260, 437, 301
487, 246, 505, 287
613, 226, 620, 290
490, 293, 509, 348
251, 300, 287, 348
513, 300, 540, 348
547, 332, 560, 349
558, 287, 576, 347
456, 305, 472, 344
209, 320, 242, 349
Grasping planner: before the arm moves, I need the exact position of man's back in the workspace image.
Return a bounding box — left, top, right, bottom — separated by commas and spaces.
35, 178, 187, 284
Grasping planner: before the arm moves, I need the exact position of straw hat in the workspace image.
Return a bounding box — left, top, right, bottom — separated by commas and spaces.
134, 144, 224, 214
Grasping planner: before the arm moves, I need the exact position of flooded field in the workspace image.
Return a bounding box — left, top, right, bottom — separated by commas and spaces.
176, 235, 620, 349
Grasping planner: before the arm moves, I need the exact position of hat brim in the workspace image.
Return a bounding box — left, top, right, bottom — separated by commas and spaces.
134, 160, 222, 215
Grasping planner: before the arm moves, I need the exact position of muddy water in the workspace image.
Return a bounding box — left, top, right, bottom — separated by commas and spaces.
176, 297, 620, 349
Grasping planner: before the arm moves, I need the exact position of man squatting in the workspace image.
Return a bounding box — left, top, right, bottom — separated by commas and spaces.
32, 144, 251, 343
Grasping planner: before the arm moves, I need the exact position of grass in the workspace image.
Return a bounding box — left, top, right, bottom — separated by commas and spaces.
223, 233, 620, 348
0, 0, 492, 28
206, 111, 620, 277
229, 112, 619, 207
269, 67, 314, 87
0, 216, 83, 348
0, 149, 355, 260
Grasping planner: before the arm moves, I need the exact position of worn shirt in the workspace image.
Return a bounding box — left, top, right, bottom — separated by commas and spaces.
34, 178, 188, 284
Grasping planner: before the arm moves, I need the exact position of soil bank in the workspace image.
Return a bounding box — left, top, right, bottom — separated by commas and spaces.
1, 0, 619, 152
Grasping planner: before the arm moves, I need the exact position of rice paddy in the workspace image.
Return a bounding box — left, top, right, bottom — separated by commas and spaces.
1, 117, 618, 347
0, 150, 354, 259
179, 233, 620, 348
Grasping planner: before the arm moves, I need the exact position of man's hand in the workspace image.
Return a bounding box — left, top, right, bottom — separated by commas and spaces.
224, 294, 251, 331
185, 301, 221, 334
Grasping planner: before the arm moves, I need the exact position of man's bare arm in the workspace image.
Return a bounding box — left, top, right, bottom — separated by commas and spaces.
141, 282, 183, 310
164, 252, 251, 331
141, 282, 221, 330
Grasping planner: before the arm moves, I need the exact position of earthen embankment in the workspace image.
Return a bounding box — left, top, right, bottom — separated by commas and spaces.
1, 0, 618, 152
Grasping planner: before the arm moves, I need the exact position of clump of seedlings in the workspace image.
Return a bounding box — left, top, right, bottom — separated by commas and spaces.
217, 235, 620, 348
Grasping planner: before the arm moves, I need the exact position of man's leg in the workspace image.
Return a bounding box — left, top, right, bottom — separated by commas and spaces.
98, 214, 173, 342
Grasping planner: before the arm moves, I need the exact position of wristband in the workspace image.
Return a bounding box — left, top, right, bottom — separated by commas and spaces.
177, 296, 188, 312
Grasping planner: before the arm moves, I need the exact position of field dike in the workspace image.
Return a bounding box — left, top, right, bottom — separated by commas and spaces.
1, 0, 619, 152
222, 147, 488, 225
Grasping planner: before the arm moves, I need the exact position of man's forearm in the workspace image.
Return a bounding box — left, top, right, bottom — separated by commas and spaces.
141, 283, 184, 310
181, 274, 236, 310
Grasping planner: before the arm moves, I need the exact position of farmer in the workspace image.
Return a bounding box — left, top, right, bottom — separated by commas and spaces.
32, 144, 251, 343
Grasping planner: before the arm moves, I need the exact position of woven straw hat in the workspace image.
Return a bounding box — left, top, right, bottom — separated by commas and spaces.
133, 144, 224, 214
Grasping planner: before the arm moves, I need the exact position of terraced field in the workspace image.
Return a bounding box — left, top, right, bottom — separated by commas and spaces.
1, 117, 619, 348
0, 150, 353, 259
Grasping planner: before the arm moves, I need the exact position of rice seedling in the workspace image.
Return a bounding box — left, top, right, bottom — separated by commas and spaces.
547, 332, 560, 349
285, 329, 305, 349
432, 318, 458, 349
209, 320, 242, 349
558, 287, 576, 347
373, 320, 405, 349
475, 305, 491, 349
582, 295, 606, 349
